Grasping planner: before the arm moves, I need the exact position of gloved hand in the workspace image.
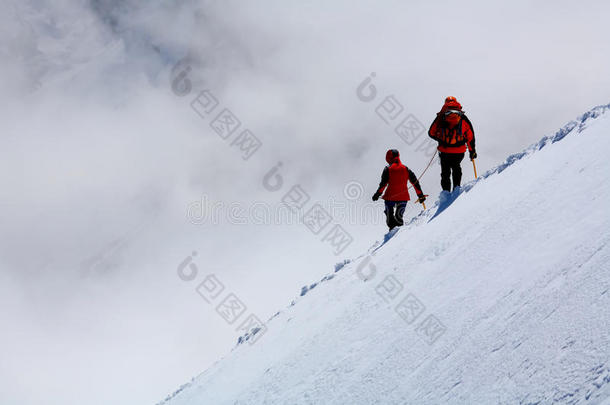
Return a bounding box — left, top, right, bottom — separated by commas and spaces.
372, 192, 381, 201
417, 195, 426, 203
469, 150, 478, 160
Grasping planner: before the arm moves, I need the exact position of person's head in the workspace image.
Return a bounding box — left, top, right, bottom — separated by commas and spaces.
385, 149, 400, 164
442, 96, 462, 111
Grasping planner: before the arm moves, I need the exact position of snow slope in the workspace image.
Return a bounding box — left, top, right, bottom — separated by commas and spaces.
159, 105, 610, 404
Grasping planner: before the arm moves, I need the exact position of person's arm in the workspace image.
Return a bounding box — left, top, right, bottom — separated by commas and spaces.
372, 166, 389, 200
428, 116, 441, 141
463, 115, 476, 156
407, 168, 424, 198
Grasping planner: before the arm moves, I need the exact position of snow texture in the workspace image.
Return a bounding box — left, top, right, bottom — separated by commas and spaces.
160, 104, 610, 405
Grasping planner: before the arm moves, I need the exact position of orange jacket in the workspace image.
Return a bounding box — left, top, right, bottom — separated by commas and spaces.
428, 114, 476, 154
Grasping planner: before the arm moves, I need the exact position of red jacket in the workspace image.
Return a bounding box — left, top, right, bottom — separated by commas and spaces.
428, 114, 476, 154
376, 157, 423, 201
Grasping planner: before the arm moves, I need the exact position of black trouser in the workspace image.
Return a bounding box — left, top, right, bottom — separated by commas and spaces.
384, 201, 407, 230
439, 152, 465, 191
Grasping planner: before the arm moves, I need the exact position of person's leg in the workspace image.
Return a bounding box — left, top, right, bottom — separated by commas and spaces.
384, 201, 397, 230
395, 202, 407, 226
439, 153, 452, 191
451, 153, 465, 190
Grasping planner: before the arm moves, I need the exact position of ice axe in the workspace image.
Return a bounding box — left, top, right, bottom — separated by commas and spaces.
416, 194, 429, 210
471, 159, 478, 179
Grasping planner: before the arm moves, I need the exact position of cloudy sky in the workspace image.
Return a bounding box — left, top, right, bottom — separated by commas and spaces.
1, 1, 609, 404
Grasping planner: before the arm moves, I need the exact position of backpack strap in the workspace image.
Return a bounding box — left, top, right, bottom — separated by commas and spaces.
455, 117, 463, 138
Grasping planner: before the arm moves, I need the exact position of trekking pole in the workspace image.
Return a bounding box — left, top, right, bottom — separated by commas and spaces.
471, 159, 478, 179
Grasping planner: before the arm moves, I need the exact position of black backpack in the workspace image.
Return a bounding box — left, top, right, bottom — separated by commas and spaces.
436, 111, 474, 146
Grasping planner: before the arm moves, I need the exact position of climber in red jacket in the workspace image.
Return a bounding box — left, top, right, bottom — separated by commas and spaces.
372, 149, 426, 230
428, 96, 477, 191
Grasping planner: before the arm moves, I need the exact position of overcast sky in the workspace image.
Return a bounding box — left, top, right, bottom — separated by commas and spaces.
1, 1, 610, 404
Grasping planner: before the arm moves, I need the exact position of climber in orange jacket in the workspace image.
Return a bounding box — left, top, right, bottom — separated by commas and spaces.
372, 149, 426, 230
428, 96, 477, 191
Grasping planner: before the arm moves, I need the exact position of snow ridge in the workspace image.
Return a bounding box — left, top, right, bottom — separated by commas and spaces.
477, 103, 610, 180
